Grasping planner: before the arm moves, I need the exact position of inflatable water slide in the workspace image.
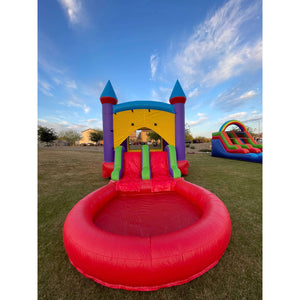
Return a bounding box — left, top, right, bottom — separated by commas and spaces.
63, 80, 231, 291
211, 120, 262, 163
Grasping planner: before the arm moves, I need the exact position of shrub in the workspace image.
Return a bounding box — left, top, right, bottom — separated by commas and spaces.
199, 149, 212, 152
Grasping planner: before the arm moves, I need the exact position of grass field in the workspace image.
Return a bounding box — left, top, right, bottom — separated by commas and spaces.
38, 148, 262, 299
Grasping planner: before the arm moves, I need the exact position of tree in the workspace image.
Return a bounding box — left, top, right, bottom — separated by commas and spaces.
38, 126, 58, 146
226, 125, 257, 138
147, 130, 161, 142
185, 123, 193, 142
246, 126, 255, 136
90, 130, 103, 143
194, 136, 211, 143
227, 125, 241, 132
58, 130, 81, 146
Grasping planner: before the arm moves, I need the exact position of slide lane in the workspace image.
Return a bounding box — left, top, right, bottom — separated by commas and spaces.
212, 132, 249, 154
165, 145, 181, 179
111, 146, 125, 180
141, 145, 151, 180
243, 131, 262, 151
116, 151, 143, 191
229, 132, 261, 153
115, 146, 180, 192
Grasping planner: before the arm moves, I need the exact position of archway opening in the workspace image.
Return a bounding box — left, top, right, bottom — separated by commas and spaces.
225, 124, 243, 132
127, 128, 163, 151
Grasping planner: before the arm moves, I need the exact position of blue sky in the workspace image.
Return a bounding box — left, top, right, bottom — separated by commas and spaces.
38, 0, 262, 138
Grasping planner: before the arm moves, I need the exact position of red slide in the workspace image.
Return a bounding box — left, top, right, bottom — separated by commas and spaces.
116, 151, 176, 192
231, 131, 261, 153
221, 131, 249, 153
116, 152, 142, 191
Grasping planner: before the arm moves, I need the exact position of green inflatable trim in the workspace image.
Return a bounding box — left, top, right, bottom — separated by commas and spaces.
227, 132, 249, 149
246, 137, 263, 149
111, 146, 124, 181
167, 145, 181, 178
212, 132, 238, 150
141, 145, 151, 180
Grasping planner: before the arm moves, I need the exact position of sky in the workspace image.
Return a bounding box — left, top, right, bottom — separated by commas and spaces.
38, 0, 262, 138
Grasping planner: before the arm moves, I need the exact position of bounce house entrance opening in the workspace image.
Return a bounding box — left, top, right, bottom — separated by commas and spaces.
127, 128, 163, 152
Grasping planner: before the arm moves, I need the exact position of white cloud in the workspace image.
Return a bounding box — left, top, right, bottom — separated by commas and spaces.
188, 87, 201, 98
38, 56, 65, 76
39, 79, 54, 96
38, 35, 78, 92
64, 99, 90, 114
227, 112, 247, 120
57, 0, 85, 25
39, 55, 79, 96
239, 90, 257, 99
151, 86, 172, 102
38, 117, 103, 133
187, 113, 208, 127
87, 119, 98, 123
151, 89, 159, 99
65, 80, 77, 89
172, 0, 261, 88
83, 106, 90, 114
243, 112, 262, 123
150, 54, 159, 79
38, 118, 85, 133
216, 111, 262, 130
212, 85, 260, 111
81, 119, 103, 129
59, 120, 69, 125
52, 76, 78, 90
97, 82, 105, 95
53, 77, 62, 85
202, 40, 262, 86
242, 112, 263, 132
217, 112, 248, 125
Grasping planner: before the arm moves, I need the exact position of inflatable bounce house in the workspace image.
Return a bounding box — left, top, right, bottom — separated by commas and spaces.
212, 120, 262, 163
63, 80, 231, 291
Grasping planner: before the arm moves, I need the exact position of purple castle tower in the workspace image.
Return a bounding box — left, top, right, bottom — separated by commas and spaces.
169, 80, 186, 162
100, 81, 118, 177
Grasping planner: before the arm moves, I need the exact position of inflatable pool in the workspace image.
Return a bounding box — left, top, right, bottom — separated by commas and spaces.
63, 179, 231, 291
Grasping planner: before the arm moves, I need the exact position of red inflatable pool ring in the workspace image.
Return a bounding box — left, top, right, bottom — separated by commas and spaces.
63, 179, 231, 291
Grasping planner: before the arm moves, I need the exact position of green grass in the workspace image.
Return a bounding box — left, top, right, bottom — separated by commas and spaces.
38, 149, 262, 299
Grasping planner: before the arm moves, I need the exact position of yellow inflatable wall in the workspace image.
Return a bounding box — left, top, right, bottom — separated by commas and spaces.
113, 109, 175, 148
